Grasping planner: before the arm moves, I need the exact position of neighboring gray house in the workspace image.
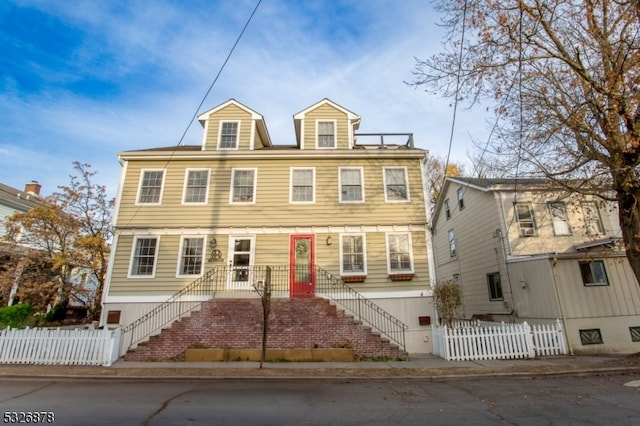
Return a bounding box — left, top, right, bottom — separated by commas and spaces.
0, 181, 42, 239
431, 177, 640, 354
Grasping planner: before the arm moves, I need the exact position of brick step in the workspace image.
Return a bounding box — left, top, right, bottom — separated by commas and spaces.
125, 298, 403, 361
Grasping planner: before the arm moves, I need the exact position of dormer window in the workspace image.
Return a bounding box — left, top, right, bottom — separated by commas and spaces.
317, 120, 336, 148
219, 121, 239, 149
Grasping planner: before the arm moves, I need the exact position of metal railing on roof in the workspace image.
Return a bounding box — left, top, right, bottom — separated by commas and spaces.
354, 133, 414, 149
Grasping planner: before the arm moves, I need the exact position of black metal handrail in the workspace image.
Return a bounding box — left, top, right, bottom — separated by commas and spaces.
120, 264, 408, 353
313, 265, 407, 351
121, 268, 219, 352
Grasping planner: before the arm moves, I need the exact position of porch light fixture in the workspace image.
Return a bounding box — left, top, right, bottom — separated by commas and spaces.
326, 236, 332, 245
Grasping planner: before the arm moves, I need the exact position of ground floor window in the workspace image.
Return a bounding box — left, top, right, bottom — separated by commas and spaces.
129, 237, 159, 277
340, 234, 366, 275
386, 233, 414, 274
579, 260, 609, 286
487, 272, 503, 301
178, 237, 204, 276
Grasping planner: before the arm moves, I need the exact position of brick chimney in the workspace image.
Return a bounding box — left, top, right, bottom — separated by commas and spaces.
24, 181, 41, 196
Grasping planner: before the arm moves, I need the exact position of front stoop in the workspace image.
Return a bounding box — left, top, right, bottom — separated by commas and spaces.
125, 298, 404, 361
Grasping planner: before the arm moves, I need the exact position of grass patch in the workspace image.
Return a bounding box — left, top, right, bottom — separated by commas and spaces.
0, 304, 34, 328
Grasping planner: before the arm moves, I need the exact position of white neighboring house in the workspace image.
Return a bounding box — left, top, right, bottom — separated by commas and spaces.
0, 182, 97, 312
431, 177, 640, 354
0, 181, 45, 306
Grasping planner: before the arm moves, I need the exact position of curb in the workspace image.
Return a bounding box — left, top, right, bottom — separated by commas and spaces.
1, 366, 638, 382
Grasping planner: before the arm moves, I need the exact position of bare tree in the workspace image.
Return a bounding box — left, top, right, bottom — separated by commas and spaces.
409, 0, 640, 285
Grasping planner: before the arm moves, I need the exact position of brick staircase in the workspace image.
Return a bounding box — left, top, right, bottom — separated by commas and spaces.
125, 298, 406, 361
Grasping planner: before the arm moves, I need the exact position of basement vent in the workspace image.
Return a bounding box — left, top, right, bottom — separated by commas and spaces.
579, 328, 603, 345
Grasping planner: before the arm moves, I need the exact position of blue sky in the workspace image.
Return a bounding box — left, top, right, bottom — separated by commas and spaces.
0, 0, 489, 198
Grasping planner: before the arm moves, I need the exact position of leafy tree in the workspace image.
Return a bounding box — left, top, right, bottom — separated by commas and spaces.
409, 0, 640, 285
424, 154, 465, 207
2, 162, 113, 318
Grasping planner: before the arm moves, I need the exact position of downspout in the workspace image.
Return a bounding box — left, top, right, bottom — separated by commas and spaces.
492, 229, 515, 318
549, 253, 572, 354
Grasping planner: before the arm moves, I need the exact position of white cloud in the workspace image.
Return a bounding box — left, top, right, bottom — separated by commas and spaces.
1, 0, 492, 197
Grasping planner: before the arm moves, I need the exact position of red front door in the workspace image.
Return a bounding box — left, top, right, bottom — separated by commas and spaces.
290, 235, 315, 298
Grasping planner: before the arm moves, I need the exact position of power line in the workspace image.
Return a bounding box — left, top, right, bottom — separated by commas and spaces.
177, 0, 263, 146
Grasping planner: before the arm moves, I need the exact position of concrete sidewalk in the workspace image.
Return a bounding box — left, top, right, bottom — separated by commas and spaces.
1, 353, 639, 380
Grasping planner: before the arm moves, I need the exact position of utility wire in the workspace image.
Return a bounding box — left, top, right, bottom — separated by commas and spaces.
177, 0, 262, 146
441, 0, 468, 187
123, 0, 262, 227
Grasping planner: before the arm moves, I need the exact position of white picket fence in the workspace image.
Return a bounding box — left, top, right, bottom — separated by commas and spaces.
0, 327, 121, 367
432, 319, 567, 361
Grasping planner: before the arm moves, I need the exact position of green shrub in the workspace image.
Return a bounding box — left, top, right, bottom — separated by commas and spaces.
0, 304, 34, 328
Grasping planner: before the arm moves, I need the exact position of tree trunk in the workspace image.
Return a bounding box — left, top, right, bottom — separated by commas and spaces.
614, 174, 640, 287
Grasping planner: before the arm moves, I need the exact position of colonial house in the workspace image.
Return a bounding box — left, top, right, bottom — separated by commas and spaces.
431, 177, 640, 354
0, 181, 44, 306
0, 181, 42, 240
101, 99, 434, 359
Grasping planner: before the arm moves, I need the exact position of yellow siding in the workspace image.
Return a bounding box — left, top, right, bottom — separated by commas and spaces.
302, 103, 351, 150
109, 230, 429, 297
116, 157, 425, 229
203, 104, 254, 150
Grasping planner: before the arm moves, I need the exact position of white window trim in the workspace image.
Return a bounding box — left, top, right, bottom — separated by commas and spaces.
448, 229, 457, 257
135, 169, 165, 206
315, 119, 337, 149
229, 168, 258, 205
548, 201, 572, 236
182, 168, 210, 205
385, 232, 415, 274
339, 233, 368, 276
128, 236, 160, 278
217, 120, 241, 150
515, 202, 537, 237
338, 166, 365, 203
176, 235, 206, 278
289, 167, 316, 204
383, 166, 410, 202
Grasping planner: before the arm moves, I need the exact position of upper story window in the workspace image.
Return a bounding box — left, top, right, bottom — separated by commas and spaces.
386, 233, 414, 274
582, 202, 604, 235
290, 168, 315, 203
383, 167, 409, 202
177, 237, 205, 277
579, 260, 609, 286
316, 120, 336, 148
340, 234, 366, 275
137, 170, 165, 205
448, 229, 457, 257
457, 188, 465, 210
339, 167, 364, 203
129, 236, 159, 278
444, 199, 451, 220
219, 121, 239, 149
515, 202, 537, 237
230, 168, 257, 204
548, 201, 571, 235
183, 169, 210, 204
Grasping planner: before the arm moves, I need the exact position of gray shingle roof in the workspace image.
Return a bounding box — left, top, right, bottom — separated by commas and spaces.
0, 182, 43, 212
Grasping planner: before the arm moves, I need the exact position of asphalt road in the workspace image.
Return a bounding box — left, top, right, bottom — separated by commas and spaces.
1, 374, 639, 425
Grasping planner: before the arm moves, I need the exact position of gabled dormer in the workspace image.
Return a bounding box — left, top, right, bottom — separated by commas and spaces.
197, 99, 271, 151
293, 99, 361, 150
